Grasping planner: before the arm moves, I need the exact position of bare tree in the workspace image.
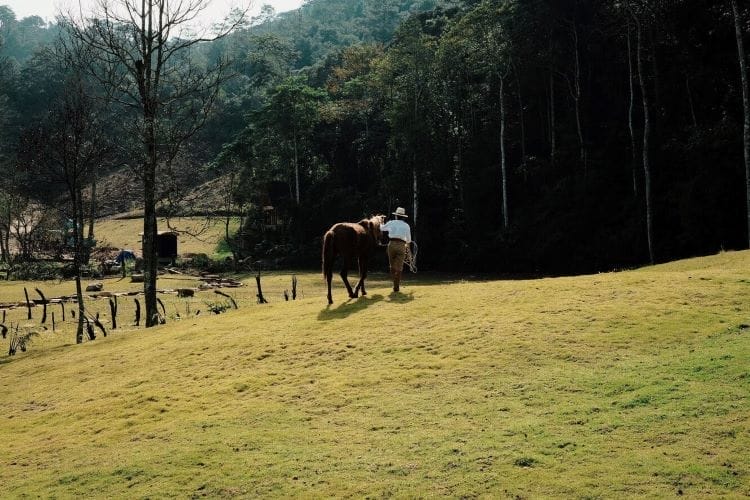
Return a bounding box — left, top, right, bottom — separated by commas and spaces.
563, 18, 587, 175
0, 180, 22, 263
632, 5, 655, 264
19, 42, 111, 343
66, 0, 248, 326
499, 70, 509, 230
47, 82, 109, 343
626, 20, 638, 196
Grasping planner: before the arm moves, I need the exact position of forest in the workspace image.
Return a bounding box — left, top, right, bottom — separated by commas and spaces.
1, 0, 750, 276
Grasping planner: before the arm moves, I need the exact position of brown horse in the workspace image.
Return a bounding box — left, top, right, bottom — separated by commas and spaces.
322, 214, 385, 305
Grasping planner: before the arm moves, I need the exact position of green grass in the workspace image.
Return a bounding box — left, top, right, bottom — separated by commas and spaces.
1, 252, 749, 497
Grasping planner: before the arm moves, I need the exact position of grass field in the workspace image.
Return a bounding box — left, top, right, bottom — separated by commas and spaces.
93, 216, 240, 257
1, 251, 749, 497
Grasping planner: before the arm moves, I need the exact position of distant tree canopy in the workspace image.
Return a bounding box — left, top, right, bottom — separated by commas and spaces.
1, 0, 749, 274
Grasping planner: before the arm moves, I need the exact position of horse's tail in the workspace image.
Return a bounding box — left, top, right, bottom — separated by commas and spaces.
322, 230, 335, 277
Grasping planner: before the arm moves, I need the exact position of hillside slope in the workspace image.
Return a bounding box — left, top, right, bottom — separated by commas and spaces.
1, 252, 749, 497
93, 216, 239, 257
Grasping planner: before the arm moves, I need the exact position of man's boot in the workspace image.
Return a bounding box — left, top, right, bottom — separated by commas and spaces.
393, 271, 401, 292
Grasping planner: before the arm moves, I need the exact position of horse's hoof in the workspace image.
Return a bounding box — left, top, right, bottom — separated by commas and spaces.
361, 291, 367, 296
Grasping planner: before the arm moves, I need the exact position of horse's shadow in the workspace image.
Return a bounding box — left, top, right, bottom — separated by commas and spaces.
317, 294, 385, 321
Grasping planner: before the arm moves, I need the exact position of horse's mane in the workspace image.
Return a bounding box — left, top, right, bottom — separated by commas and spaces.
359, 214, 384, 232
360, 214, 385, 226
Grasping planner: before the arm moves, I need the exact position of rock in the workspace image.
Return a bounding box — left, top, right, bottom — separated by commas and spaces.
85, 283, 103, 292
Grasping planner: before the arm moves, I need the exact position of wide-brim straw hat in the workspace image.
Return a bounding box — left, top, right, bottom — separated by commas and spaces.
392, 207, 408, 217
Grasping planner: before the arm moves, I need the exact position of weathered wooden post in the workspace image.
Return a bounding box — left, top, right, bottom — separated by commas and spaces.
109, 298, 117, 329
35, 288, 47, 324
134, 298, 141, 326
92, 313, 107, 337
84, 317, 95, 340
256, 271, 268, 304
24, 287, 32, 320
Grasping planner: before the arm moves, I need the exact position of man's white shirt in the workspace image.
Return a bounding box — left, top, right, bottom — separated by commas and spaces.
381, 219, 411, 243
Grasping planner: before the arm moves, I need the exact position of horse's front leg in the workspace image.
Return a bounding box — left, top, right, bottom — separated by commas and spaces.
354, 257, 368, 297
340, 257, 356, 298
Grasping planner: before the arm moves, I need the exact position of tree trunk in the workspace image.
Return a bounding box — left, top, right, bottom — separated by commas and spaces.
293, 129, 300, 205
685, 74, 698, 129
0, 202, 8, 262
513, 61, 527, 173
549, 70, 556, 167
85, 165, 97, 263
571, 21, 587, 175
74, 269, 85, 343
0, 222, 7, 262
500, 75, 509, 230
143, 114, 159, 327
627, 22, 638, 197
650, 27, 661, 112
74, 192, 85, 343
455, 129, 464, 209
453, 80, 465, 210
412, 165, 419, 237
636, 15, 655, 264
732, 0, 750, 248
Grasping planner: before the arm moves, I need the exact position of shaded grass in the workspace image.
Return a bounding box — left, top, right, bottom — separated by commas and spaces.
0, 251, 749, 497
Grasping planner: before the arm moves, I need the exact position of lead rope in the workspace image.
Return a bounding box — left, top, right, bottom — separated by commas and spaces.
404, 241, 418, 273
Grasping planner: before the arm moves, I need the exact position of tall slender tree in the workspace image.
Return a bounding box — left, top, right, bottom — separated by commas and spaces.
632, 4, 655, 264
731, 0, 750, 247
264, 76, 327, 205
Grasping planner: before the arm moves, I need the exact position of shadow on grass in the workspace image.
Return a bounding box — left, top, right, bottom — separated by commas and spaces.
388, 291, 414, 303
318, 294, 385, 321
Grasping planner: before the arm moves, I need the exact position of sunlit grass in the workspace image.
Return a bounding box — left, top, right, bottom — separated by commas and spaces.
0, 251, 749, 497
93, 216, 240, 257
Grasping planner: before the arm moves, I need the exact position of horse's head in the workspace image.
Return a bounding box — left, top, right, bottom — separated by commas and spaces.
359, 214, 385, 246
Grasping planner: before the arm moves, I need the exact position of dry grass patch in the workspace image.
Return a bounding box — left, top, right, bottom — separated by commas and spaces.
94, 216, 240, 257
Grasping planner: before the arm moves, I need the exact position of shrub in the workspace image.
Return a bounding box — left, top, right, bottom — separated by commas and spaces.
9, 262, 61, 281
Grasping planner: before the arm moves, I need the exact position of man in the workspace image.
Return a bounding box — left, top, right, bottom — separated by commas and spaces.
380, 207, 411, 292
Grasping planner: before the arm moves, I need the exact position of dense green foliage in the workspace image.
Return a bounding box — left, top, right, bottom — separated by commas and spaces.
1, 0, 750, 273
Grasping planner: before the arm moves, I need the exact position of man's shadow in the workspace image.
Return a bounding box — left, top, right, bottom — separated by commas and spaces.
388, 291, 415, 303
318, 294, 385, 320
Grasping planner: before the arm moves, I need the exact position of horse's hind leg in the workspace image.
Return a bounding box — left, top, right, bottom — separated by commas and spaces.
340, 257, 356, 298
326, 270, 333, 305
